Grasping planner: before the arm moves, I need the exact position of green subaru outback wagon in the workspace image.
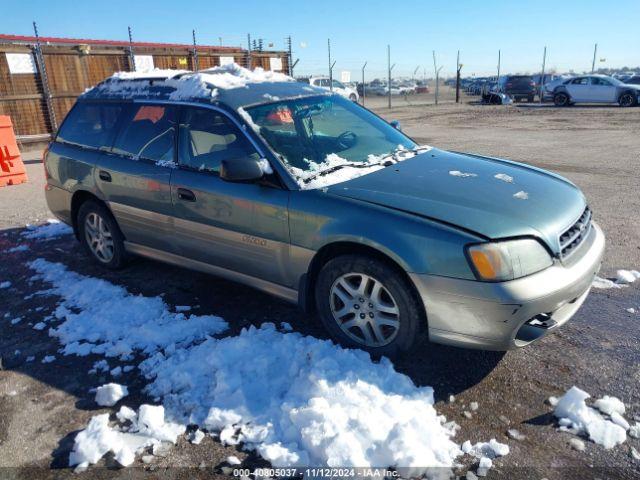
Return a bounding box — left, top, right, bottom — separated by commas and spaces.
44, 65, 605, 356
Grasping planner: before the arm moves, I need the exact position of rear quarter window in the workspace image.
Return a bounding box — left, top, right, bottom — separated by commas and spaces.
56, 102, 125, 149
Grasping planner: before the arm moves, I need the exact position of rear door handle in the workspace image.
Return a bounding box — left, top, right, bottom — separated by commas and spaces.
98, 170, 112, 182
177, 188, 196, 202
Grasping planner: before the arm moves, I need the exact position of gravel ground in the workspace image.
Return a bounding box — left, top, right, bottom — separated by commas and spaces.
1, 99, 639, 479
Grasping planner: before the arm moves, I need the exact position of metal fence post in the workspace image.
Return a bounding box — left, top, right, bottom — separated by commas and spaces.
127, 26, 135, 71
387, 45, 394, 109
247, 34, 252, 69
455, 50, 461, 103
361, 61, 367, 106
286, 36, 293, 76
32, 22, 57, 132
328, 39, 333, 92
192, 30, 199, 71
539, 46, 547, 103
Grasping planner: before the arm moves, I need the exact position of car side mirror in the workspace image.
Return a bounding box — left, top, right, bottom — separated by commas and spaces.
390, 120, 402, 131
220, 156, 265, 183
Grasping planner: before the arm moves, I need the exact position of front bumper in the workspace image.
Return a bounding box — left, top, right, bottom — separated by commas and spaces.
409, 222, 605, 350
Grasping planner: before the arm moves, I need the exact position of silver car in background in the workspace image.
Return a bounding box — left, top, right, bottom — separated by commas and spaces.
552, 74, 640, 107
44, 67, 605, 357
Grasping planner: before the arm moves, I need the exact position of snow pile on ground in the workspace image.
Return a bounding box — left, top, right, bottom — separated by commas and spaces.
21, 219, 72, 240
140, 323, 462, 472
592, 269, 639, 289
592, 276, 624, 289
28, 259, 228, 359
615, 269, 640, 284
29, 259, 505, 474
69, 405, 185, 468
461, 438, 509, 477
553, 386, 630, 449
95, 383, 129, 407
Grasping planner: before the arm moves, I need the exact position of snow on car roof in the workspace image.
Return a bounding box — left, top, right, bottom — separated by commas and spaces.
81, 63, 327, 108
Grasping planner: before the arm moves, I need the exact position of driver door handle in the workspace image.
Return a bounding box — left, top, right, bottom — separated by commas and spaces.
177, 188, 196, 202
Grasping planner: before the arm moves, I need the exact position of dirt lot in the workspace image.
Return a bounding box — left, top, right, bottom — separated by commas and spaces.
1, 98, 639, 479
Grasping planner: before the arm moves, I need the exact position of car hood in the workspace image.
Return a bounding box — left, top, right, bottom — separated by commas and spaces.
622, 83, 640, 91
326, 148, 586, 254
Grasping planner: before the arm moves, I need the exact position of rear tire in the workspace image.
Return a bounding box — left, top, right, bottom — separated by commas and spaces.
77, 200, 127, 269
315, 254, 424, 357
618, 92, 637, 107
554, 92, 570, 107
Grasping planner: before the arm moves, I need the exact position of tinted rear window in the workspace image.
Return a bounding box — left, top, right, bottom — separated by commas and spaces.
507, 76, 533, 83
57, 102, 124, 149
112, 104, 177, 163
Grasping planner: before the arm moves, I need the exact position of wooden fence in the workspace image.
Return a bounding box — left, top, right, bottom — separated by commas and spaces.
0, 34, 290, 141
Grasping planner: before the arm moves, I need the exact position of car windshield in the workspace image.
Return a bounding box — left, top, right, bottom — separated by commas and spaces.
244, 95, 422, 189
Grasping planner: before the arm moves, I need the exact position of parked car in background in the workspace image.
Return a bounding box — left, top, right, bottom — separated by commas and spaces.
303, 76, 359, 102
44, 66, 605, 356
625, 76, 640, 85
552, 74, 640, 107
415, 81, 430, 93
497, 75, 536, 102
541, 76, 573, 101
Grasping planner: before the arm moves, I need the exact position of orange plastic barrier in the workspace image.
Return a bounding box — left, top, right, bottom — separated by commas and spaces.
0, 115, 28, 187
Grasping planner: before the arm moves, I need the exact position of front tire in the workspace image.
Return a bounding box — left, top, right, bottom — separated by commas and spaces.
349, 94, 358, 102
618, 92, 637, 107
315, 254, 424, 357
554, 92, 570, 107
77, 200, 127, 269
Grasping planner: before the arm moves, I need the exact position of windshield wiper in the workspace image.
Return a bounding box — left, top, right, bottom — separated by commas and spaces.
300, 146, 431, 185
301, 162, 378, 184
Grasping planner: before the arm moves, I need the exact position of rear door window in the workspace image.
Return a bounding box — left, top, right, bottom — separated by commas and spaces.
112, 104, 177, 164
571, 77, 590, 85
177, 107, 258, 174
591, 77, 612, 86
56, 102, 124, 149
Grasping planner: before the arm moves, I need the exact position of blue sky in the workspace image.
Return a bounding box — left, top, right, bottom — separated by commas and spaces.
8, 0, 640, 78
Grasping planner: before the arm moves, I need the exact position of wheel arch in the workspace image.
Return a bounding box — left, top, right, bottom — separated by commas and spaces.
70, 190, 110, 239
299, 241, 426, 326
618, 89, 638, 105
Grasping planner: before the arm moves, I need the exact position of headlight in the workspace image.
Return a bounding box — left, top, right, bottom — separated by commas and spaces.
466, 238, 553, 281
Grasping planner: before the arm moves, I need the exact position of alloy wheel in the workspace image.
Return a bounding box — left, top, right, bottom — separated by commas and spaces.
84, 212, 114, 263
620, 94, 634, 107
329, 272, 400, 347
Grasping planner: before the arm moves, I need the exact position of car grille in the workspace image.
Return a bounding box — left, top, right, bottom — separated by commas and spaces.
559, 206, 592, 259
